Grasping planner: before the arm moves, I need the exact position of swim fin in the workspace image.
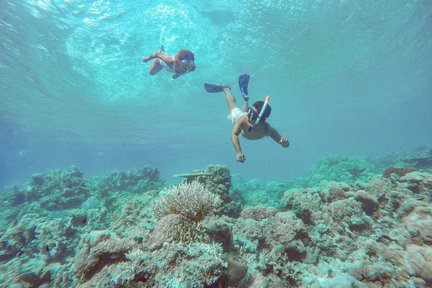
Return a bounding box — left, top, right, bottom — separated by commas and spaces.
204, 83, 230, 93
238, 74, 250, 100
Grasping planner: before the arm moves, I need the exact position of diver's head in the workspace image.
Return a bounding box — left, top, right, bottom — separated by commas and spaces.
251, 101, 272, 122
176, 49, 195, 72
176, 49, 195, 62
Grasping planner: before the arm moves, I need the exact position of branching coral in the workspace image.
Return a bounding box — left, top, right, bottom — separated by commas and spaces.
152, 181, 221, 222
147, 215, 209, 249
149, 182, 221, 247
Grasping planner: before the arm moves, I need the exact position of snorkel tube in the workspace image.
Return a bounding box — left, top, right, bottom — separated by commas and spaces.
255, 95, 270, 125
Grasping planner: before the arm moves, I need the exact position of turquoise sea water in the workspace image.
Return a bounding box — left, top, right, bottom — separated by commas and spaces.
1, 0, 432, 186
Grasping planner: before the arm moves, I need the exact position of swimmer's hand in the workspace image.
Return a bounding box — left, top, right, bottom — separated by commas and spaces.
236, 152, 245, 163
279, 137, 289, 148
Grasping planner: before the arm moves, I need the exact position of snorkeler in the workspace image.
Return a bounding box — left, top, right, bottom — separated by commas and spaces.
142, 46, 196, 79
204, 74, 289, 163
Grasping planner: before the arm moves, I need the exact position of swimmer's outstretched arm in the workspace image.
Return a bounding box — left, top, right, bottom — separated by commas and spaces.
267, 124, 289, 147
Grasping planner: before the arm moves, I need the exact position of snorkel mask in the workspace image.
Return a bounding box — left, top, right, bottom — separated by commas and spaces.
181, 60, 195, 72
247, 108, 258, 123
178, 51, 195, 72
248, 96, 270, 131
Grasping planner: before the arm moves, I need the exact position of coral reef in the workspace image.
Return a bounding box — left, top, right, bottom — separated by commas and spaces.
74, 230, 134, 280
383, 166, 416, 178
308, 155, 377, 185
7, 166, 90, 211
231, 177, 290, 209
0, 154, 431, 287
92, 165, 163, 195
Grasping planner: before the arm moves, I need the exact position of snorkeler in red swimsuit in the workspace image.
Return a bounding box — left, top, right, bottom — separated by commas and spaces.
142, 46, 196, 79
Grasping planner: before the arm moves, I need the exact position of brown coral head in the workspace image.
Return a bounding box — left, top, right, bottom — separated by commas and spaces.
383, 166, 416, 178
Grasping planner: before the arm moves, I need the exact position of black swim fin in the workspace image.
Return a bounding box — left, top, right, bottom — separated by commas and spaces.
204, 83, 230, 93
238, 74, 250, 100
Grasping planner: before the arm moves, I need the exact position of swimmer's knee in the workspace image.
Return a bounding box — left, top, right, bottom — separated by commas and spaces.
149, 67, 162, 75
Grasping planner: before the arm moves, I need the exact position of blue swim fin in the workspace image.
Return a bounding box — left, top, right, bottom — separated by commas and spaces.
238, 74, 250, 100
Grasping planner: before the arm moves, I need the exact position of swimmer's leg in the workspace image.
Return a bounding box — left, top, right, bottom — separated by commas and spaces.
149, 59, 163, 75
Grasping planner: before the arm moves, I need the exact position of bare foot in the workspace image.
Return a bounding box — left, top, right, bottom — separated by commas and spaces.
142, 56, 152, 62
